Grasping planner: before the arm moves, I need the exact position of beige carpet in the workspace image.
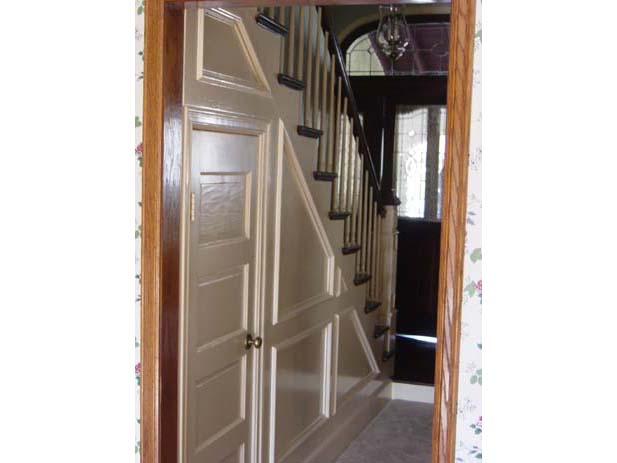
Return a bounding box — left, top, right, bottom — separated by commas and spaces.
335, 400, 433, 463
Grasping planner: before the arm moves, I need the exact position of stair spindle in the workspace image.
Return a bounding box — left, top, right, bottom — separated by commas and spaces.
346, 138, 356, 215
297, 7, 305, 81
312, 8, 322, 129
287, 7, 296, 77
370, 204, 378, 298
374, 214, 382, 301
304, 7, 314, 126
341, 117, 352, 212
326, 53, 336, 173
345, 126, 355, 215
354, 156, 365, 248
350, 151, 362, 249
346, 138, 356, 245
360, 174, 368, 272
366, 194, 375, 290
331, 94, 346, 212
317, 33, 329, 172
368, 204, 375, 298
364, 187, 373, 274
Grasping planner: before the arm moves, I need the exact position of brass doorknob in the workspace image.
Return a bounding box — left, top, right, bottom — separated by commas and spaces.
245, 334, 263, 350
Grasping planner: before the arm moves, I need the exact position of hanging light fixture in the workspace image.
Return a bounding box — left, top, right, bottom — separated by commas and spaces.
376, 5, 410, 61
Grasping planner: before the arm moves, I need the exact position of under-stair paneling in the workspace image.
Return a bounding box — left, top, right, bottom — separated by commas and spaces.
332, 307, 379, 414
197, 8, 271, 97
269, 323, 332, 462
181, 7, 392, 463
274, 128, 335, 324
184, 7, 279, 114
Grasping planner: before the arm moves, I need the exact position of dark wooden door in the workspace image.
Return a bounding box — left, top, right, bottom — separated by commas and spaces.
394, 217, 441, 384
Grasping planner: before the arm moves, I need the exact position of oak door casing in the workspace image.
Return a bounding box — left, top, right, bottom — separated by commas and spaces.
142, 2, 476, 463
432, 0, 477, 462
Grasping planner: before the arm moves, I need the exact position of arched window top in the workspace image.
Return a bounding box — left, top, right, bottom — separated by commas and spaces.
345, 33, 386, 76
345, 23, 450, 77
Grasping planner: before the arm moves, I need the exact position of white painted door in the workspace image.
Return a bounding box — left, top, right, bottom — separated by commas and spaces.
180, 7, 278, 463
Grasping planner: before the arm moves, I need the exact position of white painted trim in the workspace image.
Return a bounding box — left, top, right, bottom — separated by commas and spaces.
391, 382, 434, 404
378, 382, 393, 400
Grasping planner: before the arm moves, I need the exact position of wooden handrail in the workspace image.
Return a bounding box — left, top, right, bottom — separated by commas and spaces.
320, 7, 381, 199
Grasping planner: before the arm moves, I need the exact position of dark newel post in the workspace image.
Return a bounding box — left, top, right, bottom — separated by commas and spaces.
381, 97, 399, 205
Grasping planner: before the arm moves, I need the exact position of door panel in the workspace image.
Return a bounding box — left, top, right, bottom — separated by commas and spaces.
183, 111, 271, 463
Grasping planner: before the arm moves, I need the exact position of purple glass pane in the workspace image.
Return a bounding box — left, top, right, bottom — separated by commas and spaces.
368, 23, 450, 76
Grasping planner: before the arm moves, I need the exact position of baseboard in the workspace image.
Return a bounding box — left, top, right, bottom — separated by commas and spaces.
391, 382, 434, 404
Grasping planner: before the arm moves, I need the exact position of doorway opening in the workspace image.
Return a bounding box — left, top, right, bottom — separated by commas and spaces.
336, 7, 449, 459
140, 1, 476, 462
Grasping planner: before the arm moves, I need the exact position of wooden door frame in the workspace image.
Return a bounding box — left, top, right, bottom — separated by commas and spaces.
140, 1, 477, 462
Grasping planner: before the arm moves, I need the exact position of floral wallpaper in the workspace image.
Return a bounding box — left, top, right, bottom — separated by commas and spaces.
135, 0, 144, 460
133, 2, 481, 462
454, 2, 482, 461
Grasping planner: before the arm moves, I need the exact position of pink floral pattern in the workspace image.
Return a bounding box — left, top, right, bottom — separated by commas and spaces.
135, 0, 144, 459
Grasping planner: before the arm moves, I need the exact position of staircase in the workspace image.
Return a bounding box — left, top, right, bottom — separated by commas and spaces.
256, 5, 396, 363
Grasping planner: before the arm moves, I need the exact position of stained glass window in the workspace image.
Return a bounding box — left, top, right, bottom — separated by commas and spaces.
345, 34, 386, 76
394, 106, 447, 220
345, 23, 450, 77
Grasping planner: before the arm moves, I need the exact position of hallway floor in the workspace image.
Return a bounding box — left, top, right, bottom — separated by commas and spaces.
335, 400, 433, 463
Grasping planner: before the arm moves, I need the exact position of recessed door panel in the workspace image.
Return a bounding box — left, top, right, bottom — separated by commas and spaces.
199, 174, 249, 246
196, 266, 248, 348
195, 359, 246, 447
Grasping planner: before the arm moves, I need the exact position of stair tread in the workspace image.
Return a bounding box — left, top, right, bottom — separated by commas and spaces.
329, 211, 351, 221
353, 273, 371, 286
382, 350, 395, 362
297, 125, 323, 139
373, 325, 390, 339
313, 171, 337, 181
365, 300, 381, 313
277, 73, 305, 91
342, 243, 361, 254
255, 13, 288, 36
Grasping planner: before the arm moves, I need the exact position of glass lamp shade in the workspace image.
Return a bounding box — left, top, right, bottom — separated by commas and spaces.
376, 5, 411, 61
